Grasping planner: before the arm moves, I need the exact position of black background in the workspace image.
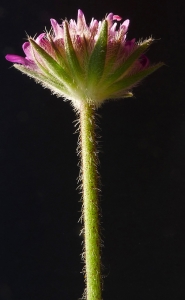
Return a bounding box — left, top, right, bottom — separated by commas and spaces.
1, 0, 185, 299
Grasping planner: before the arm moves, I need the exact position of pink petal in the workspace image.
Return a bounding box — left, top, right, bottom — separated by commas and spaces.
110, 22, 117, 33
69, 19, 77, 30
89, 18, 98, 30
77, 9, 87, 31
35, 33, 46, 45
106, 13, 114, 27
22, 42, 33, 59
89, 18, 99, 37
50, 19, 63, 39
120, 19, 130, 33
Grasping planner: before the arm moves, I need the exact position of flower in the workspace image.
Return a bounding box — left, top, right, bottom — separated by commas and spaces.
6, 9, 163, 109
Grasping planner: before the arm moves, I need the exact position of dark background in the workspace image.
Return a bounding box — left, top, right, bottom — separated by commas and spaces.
1, 0, 185, 299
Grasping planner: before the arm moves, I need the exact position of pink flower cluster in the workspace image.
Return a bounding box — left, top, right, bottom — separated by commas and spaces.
6, 9, 162, 108
6, 10, 147, 71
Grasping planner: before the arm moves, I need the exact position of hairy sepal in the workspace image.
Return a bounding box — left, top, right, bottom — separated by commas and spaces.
29, 39, 75, 90
63, 21, 84, 81
14, 64, 70, 98
87, 20, 108, 89
104, 62, 164, 97
103, 38, 154, 89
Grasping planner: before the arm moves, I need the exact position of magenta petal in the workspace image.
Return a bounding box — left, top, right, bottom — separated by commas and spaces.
22, 42, 33, 59
5, 54, 29, 65
5, 54, 36, 69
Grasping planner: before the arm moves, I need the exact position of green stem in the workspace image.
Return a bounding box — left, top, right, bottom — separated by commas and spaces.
80, 101, 102, 300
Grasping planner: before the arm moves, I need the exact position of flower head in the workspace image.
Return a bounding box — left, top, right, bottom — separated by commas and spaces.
6, 9, 163, 109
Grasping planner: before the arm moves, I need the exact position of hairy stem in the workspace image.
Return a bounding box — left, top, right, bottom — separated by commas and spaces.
79, 101, 102, 300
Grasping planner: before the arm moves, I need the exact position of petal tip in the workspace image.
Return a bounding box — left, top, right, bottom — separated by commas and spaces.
5, 54, 27, 66
78, 9, 83, 16
113, 15, 122, 21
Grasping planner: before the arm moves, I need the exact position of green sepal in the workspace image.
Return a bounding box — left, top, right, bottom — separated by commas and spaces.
29, 39, 75, 90
99, 42, 120, 81
103, 39, 154, 88
104, 62, 164, 97
63, 21, 84, 80
46, 34, 68, 71
87, 20, 108, 88
13, 64, 70, 97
